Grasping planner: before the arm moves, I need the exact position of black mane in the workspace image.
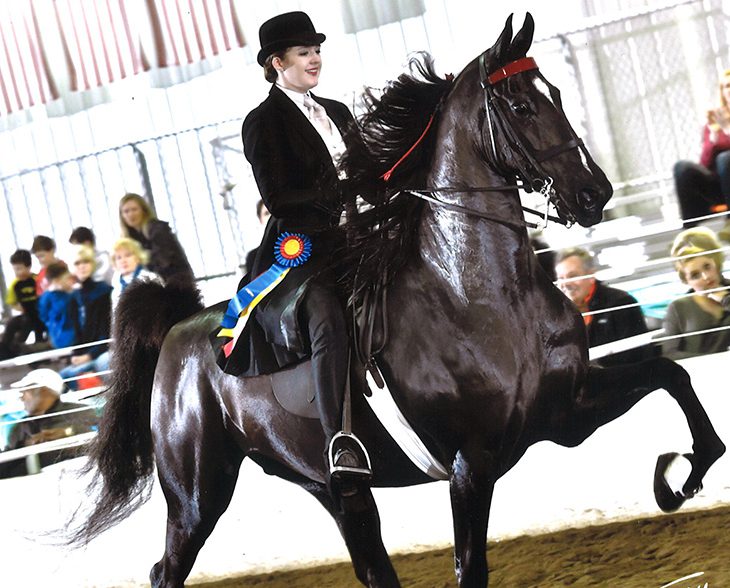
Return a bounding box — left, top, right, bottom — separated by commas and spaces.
338, 53, 454, 302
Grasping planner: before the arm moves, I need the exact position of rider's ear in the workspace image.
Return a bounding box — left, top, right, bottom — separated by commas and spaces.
509, 12, 534, 60
489, 13, 514, 70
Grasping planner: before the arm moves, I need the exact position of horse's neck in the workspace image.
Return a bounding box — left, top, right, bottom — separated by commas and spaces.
417, 164, 531, 306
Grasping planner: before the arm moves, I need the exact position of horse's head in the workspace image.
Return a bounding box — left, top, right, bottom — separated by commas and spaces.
471, 13, 612, 227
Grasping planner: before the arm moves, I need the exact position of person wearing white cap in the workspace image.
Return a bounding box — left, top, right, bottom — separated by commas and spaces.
0, 368, 99, 478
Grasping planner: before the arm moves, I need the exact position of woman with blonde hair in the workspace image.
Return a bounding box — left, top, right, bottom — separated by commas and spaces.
662, 227, 730, 359
673, 69, 730, 240
118, 193, 194, 286
110, 238, 161, 311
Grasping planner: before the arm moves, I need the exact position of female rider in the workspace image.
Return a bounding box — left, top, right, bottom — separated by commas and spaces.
243, 11, 370, 480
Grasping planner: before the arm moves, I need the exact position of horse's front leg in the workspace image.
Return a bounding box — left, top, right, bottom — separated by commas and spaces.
449, 446, 497, 587
303, 480, 400, 588
570, 357, 725, 511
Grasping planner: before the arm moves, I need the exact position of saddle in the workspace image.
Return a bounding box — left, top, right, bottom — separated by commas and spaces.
213, 277, 448, 480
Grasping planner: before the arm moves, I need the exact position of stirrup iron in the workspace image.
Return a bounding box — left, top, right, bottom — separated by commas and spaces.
328, 431, 372, 478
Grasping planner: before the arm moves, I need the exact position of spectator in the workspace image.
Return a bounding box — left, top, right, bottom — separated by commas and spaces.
110, 238, 161, 312
0, 368, 99, 478
59, 246, 113, 390
30, 235, 67, 296
555, 247, 653, 366
245, 199, 272, 274
662, 227, 730, 359
1, 249, 45, 359
673, 69, 730, 241
69, 226, 113, 284
38, 262, 76, 349
118, 193, 195, 287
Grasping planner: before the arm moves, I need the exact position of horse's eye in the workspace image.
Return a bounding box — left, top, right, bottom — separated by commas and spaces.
511, 102, 531, 117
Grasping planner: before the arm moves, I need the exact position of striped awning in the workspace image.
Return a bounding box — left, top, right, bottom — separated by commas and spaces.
0, 2, 59, 115
0, 0, 245, 119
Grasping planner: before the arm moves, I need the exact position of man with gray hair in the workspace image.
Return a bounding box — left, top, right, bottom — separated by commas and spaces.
555, 247, 653, 366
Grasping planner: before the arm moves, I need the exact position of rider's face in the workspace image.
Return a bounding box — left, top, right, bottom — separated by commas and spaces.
556, 255, 596, 308
274, 45, 322, 93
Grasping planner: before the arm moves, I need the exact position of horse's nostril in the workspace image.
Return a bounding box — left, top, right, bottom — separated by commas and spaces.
578, 189, 598, 211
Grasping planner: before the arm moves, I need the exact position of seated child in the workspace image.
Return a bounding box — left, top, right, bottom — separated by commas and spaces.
38, 262, 76, 349
60, 246, 113, 390
69, 226, 113, 284
1, 250, 45, 359
31, 235, 67, 296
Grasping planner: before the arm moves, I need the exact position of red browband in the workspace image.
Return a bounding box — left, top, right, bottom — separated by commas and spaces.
487, 57, 538, 85
380, 57, 538, 183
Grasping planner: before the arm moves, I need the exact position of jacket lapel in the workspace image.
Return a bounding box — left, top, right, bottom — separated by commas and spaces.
268, 85, 331, 160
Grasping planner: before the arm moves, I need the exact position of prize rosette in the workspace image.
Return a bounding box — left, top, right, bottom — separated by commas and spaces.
274, 232, 312, 267
216, 232, 314, 357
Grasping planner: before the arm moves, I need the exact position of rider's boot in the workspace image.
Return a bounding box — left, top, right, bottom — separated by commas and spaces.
306, 286, 372, 481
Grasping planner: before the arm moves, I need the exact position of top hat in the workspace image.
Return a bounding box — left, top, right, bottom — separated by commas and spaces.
257, 11, 326, 66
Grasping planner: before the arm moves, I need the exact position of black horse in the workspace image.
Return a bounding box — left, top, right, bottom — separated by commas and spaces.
71, 14, 724, 588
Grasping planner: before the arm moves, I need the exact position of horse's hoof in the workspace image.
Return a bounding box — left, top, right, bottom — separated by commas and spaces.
680, 453, 703, 497
653, 453, 687, 513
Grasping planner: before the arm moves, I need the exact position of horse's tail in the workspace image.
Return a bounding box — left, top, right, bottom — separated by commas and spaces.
68, 279, 203, 545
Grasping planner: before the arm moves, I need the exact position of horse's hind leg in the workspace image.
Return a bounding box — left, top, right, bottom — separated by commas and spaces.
570, 358, 725, 509
149, 412, 244, 588
302, 481, 400, 588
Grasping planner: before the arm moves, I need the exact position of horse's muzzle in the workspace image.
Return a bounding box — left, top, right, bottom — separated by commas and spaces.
575, 185, 611, 226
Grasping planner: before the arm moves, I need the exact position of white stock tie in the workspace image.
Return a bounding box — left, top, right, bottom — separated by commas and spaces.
303, 94, 332, 135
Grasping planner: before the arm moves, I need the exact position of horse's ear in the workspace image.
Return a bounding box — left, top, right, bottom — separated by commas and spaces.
509, 12, 534, 59
488, 13, 514, 69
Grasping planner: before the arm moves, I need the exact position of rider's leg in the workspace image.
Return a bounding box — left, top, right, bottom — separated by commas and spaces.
302, 283, 371, 479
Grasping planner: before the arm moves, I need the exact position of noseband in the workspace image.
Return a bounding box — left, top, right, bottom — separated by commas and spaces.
383, 53, 590, 230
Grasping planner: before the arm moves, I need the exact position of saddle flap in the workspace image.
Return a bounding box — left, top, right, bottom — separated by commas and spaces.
270, 360, 318, 419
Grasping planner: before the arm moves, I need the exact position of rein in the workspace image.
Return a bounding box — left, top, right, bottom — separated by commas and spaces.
396, 185, 564, 230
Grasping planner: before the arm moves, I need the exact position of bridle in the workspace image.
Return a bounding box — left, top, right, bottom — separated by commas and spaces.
355, 53, 592, 371
382, 52, 592, 230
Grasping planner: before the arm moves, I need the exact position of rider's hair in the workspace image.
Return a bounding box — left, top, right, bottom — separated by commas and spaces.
555, 247, 596, 273
263, 50, 288, 83
671, 227, 724, 283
